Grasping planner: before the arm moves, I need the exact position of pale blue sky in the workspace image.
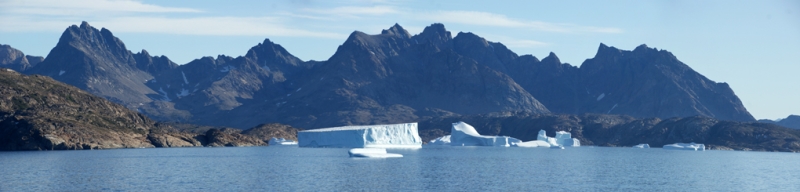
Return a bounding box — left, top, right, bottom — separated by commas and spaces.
0, 0, 798, 120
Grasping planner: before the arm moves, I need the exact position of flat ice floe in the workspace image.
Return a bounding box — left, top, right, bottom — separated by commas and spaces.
269, 137, 298, 146
348, 148, 403, 158
298, 122, 422, 149
449, 122, 521, 147
663, 142, 705, 151
513, 140, 551, 148
428, 135, 451, 145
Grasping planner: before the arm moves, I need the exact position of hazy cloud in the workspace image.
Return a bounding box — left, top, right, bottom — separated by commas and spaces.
301, 5, 399, 18
92, 17, 343, 38
420, 11, 623, 34
0, 0, 344, 38
0, 0, 202, 16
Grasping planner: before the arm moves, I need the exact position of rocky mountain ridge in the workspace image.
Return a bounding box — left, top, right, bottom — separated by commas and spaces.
8, 22, 755, 130
0, 44, 43, 72
759, 115, 800, 129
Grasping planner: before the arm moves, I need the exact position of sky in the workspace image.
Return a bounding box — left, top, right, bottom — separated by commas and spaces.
0, 0, 798, 120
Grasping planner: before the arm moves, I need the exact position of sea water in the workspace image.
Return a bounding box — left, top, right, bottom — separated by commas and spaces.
1, 146, 799, 191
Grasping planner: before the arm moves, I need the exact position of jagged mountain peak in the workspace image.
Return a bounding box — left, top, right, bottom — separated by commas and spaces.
454, 32, 488, 45
420, 23, 448, 36
541, 52, 561, 64
595, 43, 624, 58
632, 44, 663, 56
79, 21, 91, 28
244, 38, 304, 75
60, 21, 130, 60
381, 23, 411, 39
0, 44, 41, 71
27, 21, 156, 108
412, 23, 452, 46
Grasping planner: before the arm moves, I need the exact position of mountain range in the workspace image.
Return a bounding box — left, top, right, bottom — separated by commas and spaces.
4, 21, 800, 152
759, 115, 800, 129
7, 22, 756, 129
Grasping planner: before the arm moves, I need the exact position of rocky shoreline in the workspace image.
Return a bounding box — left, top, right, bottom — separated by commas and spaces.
0, 69, 299, 150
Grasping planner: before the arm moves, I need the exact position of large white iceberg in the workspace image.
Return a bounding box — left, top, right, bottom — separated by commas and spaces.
428, 135, 451, 145
298, 122, 422, 149
633, 144, 650, 148
449, 122, 521, 147
348, 148, 403, 158
268, 137, 298, 146
663, 142, 705, 151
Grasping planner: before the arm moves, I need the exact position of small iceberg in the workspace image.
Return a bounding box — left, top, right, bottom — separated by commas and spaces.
428, 135, 451, 145
632, 144, 650, 148
554, 131, 580, 147
663, 142, 705, 151
450, 122, 521, 147
348, 148, 403, 158
268, 137, 298, 146
514, 130, 579, 148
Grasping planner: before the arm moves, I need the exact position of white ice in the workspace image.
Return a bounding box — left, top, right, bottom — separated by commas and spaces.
633, 144, 650, 148
157, 87, 171, 101
348, 148, 402, 158
428, 135, 451, 145
223, 65, 237, 72
596, 93, 605, 101
555, 131, 580, 147
181, 71, 189, 84
298, 122, 422, 149
268, 137, 298, 146
59, 70, 65, 76
449, 122, 521, 147
519, 129, 579, 147
607, 103, 618, 114
663, 142, 705, 151
176, 89, 189, 97
513, 140, 551, 148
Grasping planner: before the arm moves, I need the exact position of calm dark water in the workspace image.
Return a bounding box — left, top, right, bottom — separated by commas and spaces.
1, 146, 799, 191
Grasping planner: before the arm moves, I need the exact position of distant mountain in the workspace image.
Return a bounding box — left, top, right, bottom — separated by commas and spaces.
759, 115, 800, 129
419, 113, 800, 152
455, 37, 755, 122
0, 44, 43, 72
14, 22, 755, 129
22, 22, 188, 119
26, 22, 169, 107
